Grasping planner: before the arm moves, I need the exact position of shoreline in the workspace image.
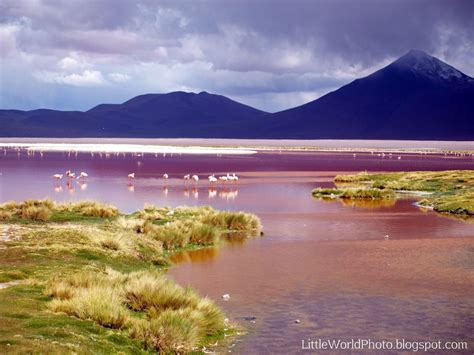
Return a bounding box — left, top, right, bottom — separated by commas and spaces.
1, 138, 473, 154
0, 142, 257, 155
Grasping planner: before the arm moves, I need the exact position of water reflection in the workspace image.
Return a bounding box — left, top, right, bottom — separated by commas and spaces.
65, 181, 74, 194
338, 198, 396, 209
171, 232, 252, 265
221, 231, 252, 246
170, 247, 219, 264
314, 196, 398, 209
127, 183, 134, 192
218, 188, 239, 200
208, 187, 217, 198
183, 188, 190, 198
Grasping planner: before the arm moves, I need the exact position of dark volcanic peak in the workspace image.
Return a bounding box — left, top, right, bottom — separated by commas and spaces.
264, 49, 474, 140
391, 49, 473, 84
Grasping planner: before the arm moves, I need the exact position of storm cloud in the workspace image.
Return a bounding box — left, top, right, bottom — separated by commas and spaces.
1, 0, 473, 112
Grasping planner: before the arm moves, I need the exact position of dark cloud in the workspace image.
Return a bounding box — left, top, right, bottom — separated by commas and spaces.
1, 0, 473, 112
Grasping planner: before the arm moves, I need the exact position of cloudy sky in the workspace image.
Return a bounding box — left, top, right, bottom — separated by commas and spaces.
1, 0, 473, 112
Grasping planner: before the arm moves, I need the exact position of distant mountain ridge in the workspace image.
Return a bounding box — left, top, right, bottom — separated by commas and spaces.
1, 50, 473, 140
0, 91, 268, 138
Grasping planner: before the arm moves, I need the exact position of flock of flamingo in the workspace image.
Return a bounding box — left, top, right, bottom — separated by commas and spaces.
127, 172, 239, 183
51, 169, 240, 199
53, 170, 239, 184
53, 170, 88, 180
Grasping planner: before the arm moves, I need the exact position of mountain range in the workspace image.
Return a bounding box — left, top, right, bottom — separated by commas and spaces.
1, 50, 473, 140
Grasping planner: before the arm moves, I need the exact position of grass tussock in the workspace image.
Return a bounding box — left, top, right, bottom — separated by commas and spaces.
46, 269, 226, 352
58, 200, 119, 218
321, 170, 474, 217
188, 222, 220, 245
20, 206, 51, 221
0, 199, 55, 221
134, 309, 200, 353
148, 222, 191, 249
201, 210, 262, 232
49, 287, 128, 329
126, 204, 262, 250
125, 273, 200, 311
0, 210, 12, 221
0, 199, 118, 222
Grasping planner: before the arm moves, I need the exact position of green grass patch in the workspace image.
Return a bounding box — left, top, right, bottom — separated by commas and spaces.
315, 170, 474, 217
0, 200, 262, 353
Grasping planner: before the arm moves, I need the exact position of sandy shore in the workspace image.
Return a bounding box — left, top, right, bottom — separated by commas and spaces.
0, 142, 257, 155
0, 138, 473, 153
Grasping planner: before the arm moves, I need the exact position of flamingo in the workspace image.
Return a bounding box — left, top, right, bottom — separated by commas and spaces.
53, 174, 63, 180
192, 175, 199, 182
219, 175, 228, 182
208, 175, 217, 183
232, 173, 239, 181
163, 173, 169, 180
183, 174, 190, 181
77, 172, 88, 179
128, 173, 135, 179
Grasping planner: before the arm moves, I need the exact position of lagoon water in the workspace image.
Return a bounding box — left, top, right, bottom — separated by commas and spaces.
1, 149, 473, 353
